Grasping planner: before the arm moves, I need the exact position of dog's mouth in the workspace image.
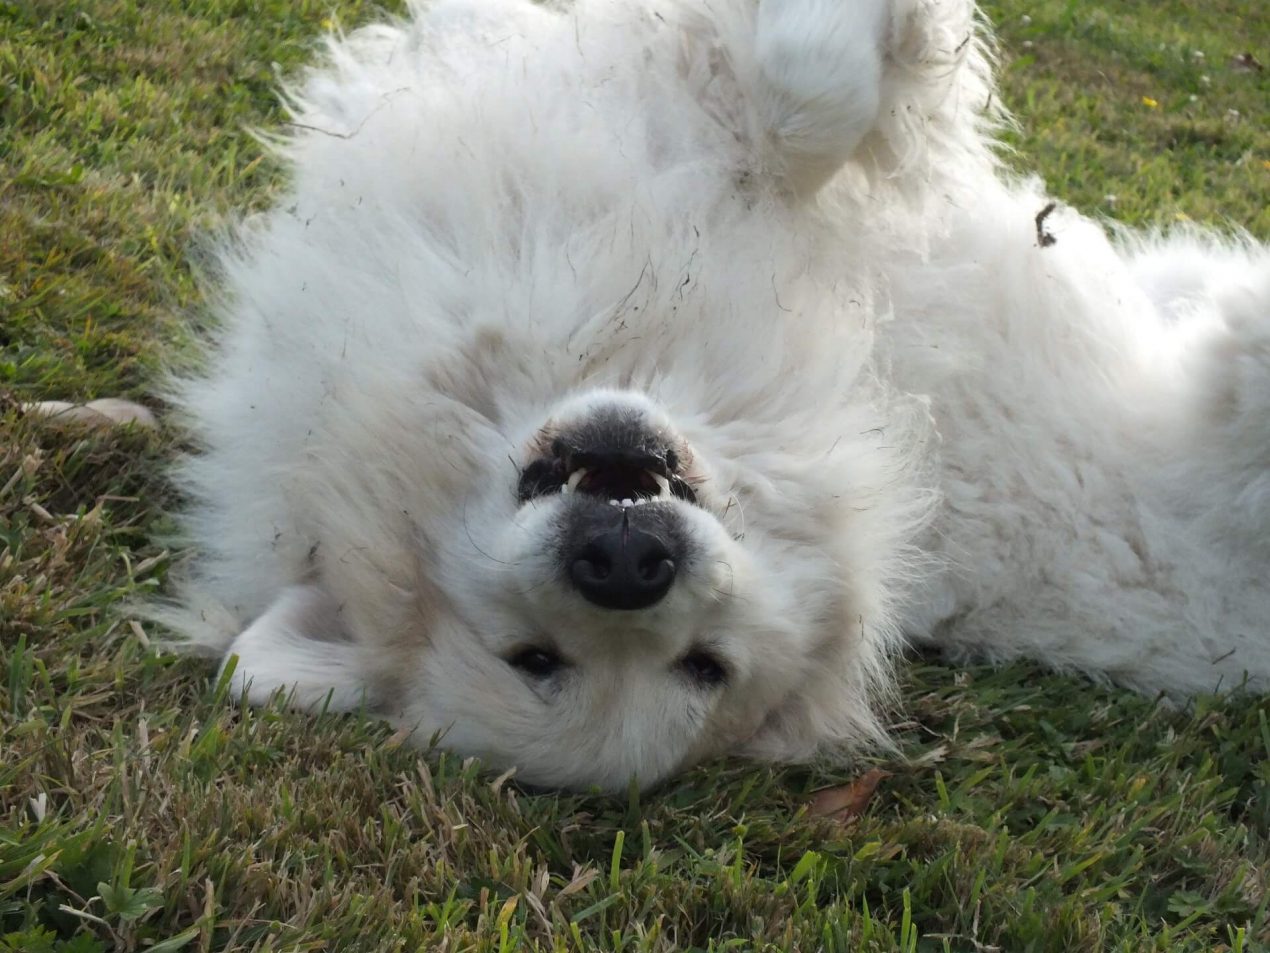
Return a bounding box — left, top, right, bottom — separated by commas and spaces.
564, 461, 670, 504
518, 448, 698, 506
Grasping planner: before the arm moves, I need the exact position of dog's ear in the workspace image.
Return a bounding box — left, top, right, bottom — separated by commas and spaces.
424, 325, 545, 425
739, 590, 902, 767
294, 370, 469, 663
741, 650, 896, 769
308, 527, 453, 708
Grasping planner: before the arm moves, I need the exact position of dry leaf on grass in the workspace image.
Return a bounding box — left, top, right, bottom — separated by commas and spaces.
807, 768, 892, 822
1229, 52, 1263, 72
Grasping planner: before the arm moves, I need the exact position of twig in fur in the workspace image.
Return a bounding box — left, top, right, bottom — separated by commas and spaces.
1035, 201, 1058, 247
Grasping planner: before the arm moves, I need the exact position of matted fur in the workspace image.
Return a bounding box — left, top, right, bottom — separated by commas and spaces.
156, 0, 1270, 791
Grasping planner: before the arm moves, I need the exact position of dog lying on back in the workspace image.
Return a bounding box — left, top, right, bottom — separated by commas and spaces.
160, 0, 1270, 791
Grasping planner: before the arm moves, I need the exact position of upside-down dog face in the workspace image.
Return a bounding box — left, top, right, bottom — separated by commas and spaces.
177, 0, 951, 793
372, 384, 886, 793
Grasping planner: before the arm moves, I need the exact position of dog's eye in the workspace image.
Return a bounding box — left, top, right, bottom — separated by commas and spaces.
678, 650, 728, 687
507, 646, 567, 678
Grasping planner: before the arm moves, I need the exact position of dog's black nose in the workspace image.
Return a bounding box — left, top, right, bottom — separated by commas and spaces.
569, 519, 677, 610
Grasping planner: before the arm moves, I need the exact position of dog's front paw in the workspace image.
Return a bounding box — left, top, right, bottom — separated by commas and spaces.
222, 585, 368, 712
754, 0, 891, 190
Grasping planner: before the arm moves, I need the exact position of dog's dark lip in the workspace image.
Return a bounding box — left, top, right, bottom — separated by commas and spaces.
517, 457, 568, 503
551, 442, 679, 479
565, 451, 667, 479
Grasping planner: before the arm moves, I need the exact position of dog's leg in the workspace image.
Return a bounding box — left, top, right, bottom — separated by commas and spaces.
753, 0, 893, 193
1166, 259, 1270, 553
221, 584, 369, 712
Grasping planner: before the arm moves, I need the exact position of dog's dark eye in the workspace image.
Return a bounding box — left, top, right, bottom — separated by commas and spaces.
507, 646, 567, 678
678, 650, 728, 687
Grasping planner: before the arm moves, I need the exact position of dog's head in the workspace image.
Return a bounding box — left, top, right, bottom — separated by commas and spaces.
322, 363, 921, 791
434, 389, 776, 790
281, 151, 926, 792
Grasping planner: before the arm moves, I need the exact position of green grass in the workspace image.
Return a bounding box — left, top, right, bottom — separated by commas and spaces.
2, 0, 1268, 950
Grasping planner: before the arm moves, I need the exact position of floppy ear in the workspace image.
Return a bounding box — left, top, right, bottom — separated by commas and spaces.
739, 624, 899, 767
423, 325, 545, 425
309, 530, 456, 708
290, 363, 483, 700
221, 442, 458, 717
735, 393, 934, 767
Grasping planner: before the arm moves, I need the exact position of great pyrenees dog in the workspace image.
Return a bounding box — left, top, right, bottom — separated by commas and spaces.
162, 0, 1270, 791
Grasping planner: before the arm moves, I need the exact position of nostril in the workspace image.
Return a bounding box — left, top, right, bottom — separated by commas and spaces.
637, 550, 673, 583
572, 546, 612, 584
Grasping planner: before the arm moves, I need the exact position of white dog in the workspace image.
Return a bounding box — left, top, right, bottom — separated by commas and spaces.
161, 0, 1270, 791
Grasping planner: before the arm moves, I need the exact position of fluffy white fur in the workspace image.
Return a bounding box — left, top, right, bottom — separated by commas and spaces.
159, 0, 1270, 791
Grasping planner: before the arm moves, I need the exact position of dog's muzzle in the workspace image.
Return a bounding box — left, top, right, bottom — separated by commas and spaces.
518, 403, 697, 610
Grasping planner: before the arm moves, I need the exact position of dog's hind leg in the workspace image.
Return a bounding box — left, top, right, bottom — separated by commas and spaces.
221, 584, 369, 712
1156, 253, 1270, 558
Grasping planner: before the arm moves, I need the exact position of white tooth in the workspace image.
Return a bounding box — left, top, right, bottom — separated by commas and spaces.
566, 468, 588, 492
610, 499, 620, 506
650, 472, 670, 496
621, 498, 634, 507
